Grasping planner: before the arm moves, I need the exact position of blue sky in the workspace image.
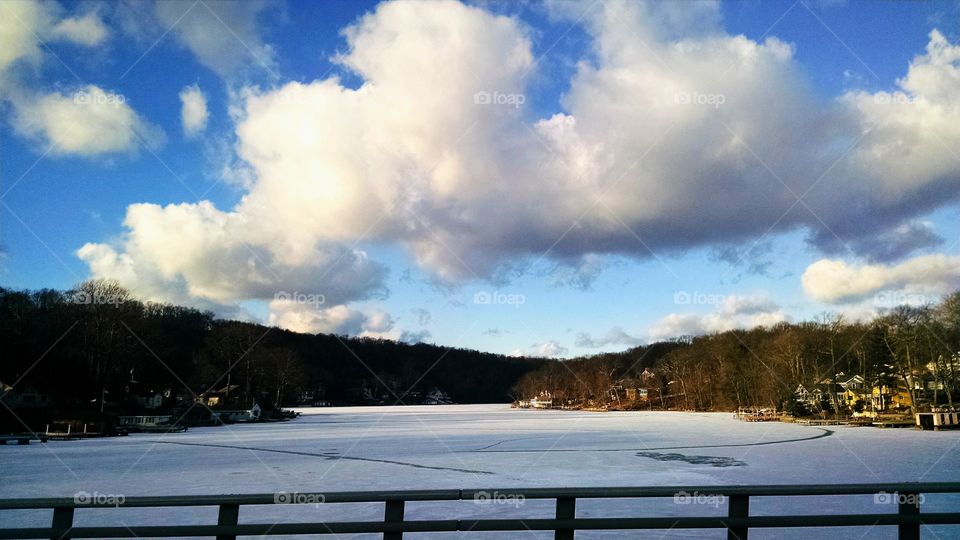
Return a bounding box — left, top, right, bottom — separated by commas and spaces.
2, 0, 959, 358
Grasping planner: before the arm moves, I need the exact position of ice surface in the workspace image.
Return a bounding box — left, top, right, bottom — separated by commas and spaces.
2, 405, 959, 538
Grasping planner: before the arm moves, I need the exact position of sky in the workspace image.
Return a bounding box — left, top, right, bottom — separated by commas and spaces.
1, 0, 959, 359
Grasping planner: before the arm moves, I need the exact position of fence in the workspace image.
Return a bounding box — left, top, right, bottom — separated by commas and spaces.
1, 483, 959, 539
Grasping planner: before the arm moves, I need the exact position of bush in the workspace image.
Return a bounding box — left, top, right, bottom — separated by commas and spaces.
784, 399, 810, 417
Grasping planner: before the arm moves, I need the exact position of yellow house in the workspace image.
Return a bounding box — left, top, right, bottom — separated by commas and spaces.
890, 389, 914, 409
870, 385, 896, 411
841, 388, 867, 408
868, 384, 913, 411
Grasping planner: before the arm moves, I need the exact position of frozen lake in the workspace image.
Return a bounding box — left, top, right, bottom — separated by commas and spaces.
2, 404, 959, 538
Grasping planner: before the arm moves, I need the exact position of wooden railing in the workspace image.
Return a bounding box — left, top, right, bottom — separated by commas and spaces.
1, 483, 959, 539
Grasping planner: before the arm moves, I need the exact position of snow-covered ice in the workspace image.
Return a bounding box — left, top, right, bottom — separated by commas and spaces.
2, 405, 959, 538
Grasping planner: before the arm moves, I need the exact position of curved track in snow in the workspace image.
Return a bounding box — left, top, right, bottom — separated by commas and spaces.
468, 428, 834, 453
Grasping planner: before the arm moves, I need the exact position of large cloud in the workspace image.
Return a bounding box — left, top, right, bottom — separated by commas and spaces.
78, 201, 388, 309
806, 29, 960, 254
79, 0, 960, 335
802, 254, 960, 304
82, 0, 536, 323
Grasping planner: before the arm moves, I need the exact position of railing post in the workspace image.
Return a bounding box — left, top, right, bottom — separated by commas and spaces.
555, 496, 576, 540
216, 502, 239, 540
898, 492, 920, 540
51, 506, 73, 540
727, 494, 749, 540
384, 499, 404, 540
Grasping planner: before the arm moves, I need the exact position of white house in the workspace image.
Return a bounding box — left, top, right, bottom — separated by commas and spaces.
118, 415, 173, 427
215, 403, 262, 423
423, 389, 453, 405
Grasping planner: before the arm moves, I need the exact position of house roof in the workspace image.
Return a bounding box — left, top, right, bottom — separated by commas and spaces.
838, 375, 864, 387
207, 384, 241, 395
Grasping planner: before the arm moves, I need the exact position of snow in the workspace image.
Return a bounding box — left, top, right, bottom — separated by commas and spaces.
2, 405, 959, 538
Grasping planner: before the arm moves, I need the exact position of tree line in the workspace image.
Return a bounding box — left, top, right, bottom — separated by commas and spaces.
513, 292, 960, 414
1, 280, 545, 431
4, 280, 958, 429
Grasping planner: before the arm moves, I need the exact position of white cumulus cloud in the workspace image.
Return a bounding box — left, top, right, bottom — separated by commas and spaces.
11, 85, 163, 156
50, 12, 108, 46
0, 1, 107, 72
179, 84, 209, 137
802, 253, 960, 304
532, 341, 569, 358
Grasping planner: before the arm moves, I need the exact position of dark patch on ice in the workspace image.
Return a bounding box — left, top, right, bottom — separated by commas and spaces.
145, 440, 494, 475
635, 451, 747, 467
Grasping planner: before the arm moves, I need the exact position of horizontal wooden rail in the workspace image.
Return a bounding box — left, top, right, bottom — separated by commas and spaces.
0, 483, 958, 539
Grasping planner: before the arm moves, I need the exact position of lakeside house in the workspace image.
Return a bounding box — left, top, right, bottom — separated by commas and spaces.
518, 391, 553, 409
797, 380, 894, 414
118, 414, 174, 428
298, 383, 326, 405
202, 384, 241, 407
131, 388, 170, 409
608, 381, 650, 404
423, 389, 453, 405
0, 383, 54, 410
794, 369, 953, 417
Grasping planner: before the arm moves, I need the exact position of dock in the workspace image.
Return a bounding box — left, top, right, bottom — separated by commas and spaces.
0, 434, 47, 445
872, 420, 915, 429
796, 419, 841, 426
734, 408, 780, 422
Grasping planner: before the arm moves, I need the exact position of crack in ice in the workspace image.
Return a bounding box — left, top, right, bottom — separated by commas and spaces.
144, 440, 496, 475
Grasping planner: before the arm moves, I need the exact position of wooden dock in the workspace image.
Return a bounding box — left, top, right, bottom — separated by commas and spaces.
0, 435, 47, 445
734, 409, 780, 422
872, 420, 915, 429
796, 419, 841, 426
